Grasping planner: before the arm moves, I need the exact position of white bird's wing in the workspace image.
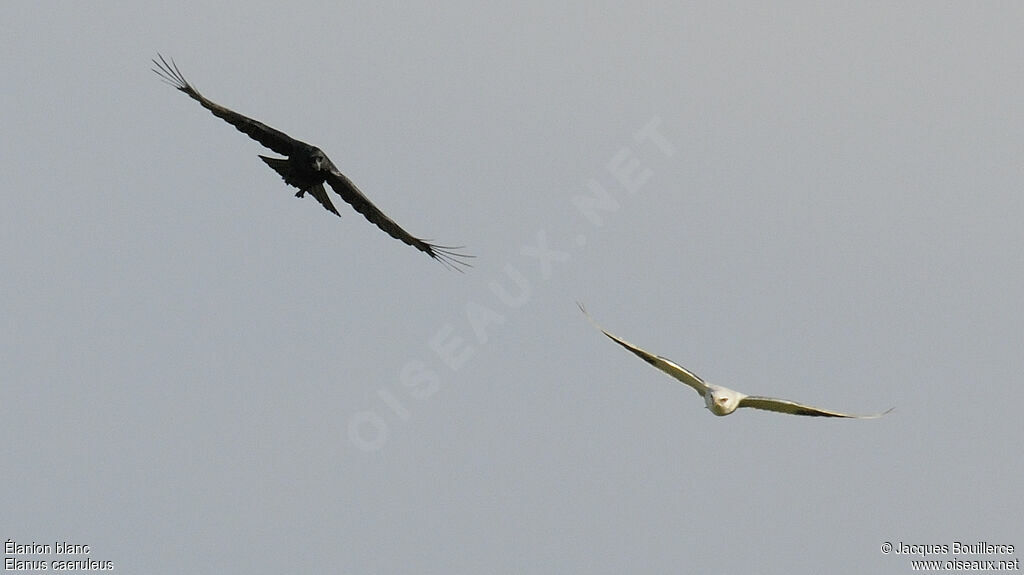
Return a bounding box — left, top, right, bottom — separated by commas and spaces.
578, 303, 710, 397
738, 396, 894, 418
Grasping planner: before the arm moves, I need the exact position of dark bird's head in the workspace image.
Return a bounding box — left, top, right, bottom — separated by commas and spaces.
309, 148, 327, 172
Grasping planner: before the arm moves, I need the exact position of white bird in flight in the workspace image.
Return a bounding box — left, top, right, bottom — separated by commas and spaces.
579, 304, 893, 419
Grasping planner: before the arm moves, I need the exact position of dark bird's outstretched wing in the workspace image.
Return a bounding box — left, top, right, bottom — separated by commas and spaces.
738, 396, 894, 418
324, 167, 473, 270
152, 54, 297, 156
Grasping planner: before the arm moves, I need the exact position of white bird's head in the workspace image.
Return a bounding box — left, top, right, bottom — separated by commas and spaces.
705, 387, 742, 416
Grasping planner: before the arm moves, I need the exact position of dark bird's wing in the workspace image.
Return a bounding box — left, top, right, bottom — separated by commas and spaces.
152, 54, 297, 156
577, 303, 710, 397
324, 167, 473, 270
738, 396, 894, 418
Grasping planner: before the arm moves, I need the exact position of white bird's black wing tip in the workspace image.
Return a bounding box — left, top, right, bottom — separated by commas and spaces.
576, 301, 600, 326
843, 406, 895, 419
576, 302, 629, 343
577, 302, 606, 333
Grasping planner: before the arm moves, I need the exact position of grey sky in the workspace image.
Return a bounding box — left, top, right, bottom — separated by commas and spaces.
3, 3, 1022, 573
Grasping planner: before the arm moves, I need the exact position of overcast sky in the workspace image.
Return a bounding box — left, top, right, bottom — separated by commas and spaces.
3, 3, 1023, 574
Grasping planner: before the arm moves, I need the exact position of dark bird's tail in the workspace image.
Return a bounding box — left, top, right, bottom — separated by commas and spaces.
259, 156, 341, 216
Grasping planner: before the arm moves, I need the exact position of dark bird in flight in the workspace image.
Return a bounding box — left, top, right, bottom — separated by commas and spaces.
152, 54, 471, 270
